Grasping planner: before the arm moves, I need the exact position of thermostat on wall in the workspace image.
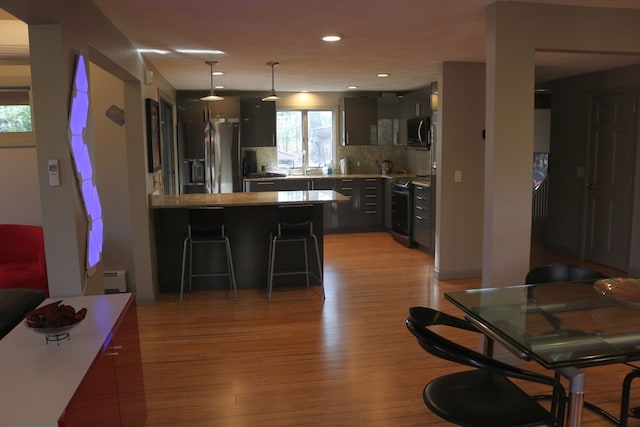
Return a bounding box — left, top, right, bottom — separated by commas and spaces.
48, 159, 60, 187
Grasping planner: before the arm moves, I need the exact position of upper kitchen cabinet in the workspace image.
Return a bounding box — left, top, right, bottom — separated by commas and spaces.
340, 96, 377, 145
401, 88, 430, 119
377, 95, 401, 145
240, 97, 276, 147
205, 97, 240, 120
176, 91, 240, 122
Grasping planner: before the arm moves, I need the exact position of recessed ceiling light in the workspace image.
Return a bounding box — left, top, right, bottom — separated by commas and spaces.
347, 86, 358, 89
322, 35, 342, 42
215, 85, 224, 89
137, 48, 170, 55
212, 71, 224, 76
176, 49, 226, 55
377, 73, 390, 78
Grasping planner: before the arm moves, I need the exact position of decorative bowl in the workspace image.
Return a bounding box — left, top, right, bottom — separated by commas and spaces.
24, 300, 87, 343
594, 278, 640, 309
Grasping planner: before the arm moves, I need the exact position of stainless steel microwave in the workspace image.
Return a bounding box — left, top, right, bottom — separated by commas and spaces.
407, 116, 430, 148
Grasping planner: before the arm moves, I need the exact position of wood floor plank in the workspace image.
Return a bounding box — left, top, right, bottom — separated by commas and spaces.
137, 232, 639, 426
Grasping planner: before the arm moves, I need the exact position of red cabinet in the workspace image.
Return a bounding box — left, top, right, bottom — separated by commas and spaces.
59, 295, 146, 426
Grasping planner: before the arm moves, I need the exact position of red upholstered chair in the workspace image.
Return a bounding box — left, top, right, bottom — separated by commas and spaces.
0, 224, 49, 297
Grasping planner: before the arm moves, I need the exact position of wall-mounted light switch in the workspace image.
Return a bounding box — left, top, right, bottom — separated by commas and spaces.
454, 170, 462, 183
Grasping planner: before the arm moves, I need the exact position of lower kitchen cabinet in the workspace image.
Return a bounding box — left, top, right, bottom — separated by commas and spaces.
413, 182, 434, 254
60, 295, 146, 427
244, 177, 384, 233
244, 179, 308, 192
332, 178, 357, 230
359, 178, 383, 228
309, 178, 339, 230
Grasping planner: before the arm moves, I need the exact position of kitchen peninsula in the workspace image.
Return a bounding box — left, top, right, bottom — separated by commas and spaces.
150, 190, 349, 293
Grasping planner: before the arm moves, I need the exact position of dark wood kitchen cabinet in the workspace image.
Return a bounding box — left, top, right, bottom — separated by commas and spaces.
244, 179, 308, 192
330, 178, 383, 232
244, 177, 384, 233
340, 97, 377, 145
401, 88, 430, 119
377, 96, 401, 145
332, 178, 357, 229
309, 179, 340, 231
359, 178, 383, 228
413, 182, 433, 255
240, 97, 276, 147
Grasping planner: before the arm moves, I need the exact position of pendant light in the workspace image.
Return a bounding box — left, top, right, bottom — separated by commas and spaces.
262, 61, 280, 101
200, 60, 224, 101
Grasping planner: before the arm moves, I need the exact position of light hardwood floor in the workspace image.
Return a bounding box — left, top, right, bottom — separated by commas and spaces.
137, 232, 638, 426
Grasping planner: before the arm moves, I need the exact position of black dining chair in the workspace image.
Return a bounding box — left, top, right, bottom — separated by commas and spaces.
525, 263, 608, 284
267, 205, 323, 303
620, 365, 640, 426
524, 263, 609, 332
406, 306, 566, 427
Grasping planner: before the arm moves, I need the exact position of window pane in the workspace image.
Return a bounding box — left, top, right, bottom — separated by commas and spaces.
276, 109, 334, 171
276, 111, 302, 168
308, 111, 332, 167
0, 90, 32, 133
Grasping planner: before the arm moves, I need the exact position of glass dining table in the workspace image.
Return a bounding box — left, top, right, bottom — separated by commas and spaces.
445, 279, 640, 427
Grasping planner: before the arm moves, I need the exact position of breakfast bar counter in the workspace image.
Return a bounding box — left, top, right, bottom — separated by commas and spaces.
150, 190, 349, 293
149, 189, 348, 208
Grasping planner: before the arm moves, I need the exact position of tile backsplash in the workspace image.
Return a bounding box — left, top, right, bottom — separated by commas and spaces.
248, 145, 431, 176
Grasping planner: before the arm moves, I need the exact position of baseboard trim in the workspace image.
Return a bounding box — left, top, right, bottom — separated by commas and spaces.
434, 268, 482, 281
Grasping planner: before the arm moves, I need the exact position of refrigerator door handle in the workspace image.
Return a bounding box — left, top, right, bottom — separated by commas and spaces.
213, 121, 222, 193
204, 121, 214, 193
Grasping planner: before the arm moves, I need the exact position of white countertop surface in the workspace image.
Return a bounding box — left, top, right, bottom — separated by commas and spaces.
0, 293, 132, 427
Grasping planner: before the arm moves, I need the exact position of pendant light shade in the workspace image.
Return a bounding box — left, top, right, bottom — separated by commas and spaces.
262, 61, 280, 101
200, 60, 224, 101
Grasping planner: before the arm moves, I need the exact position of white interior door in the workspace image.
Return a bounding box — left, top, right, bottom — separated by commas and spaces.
585, 91, 637, 270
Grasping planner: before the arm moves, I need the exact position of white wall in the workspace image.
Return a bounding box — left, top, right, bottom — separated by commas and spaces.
0, 147, 41, 225
435, 62, 485, 280
0, 68, 42, 226
0, 0, 161, 303
85, 62, 131, 295
484, 2, 640, 287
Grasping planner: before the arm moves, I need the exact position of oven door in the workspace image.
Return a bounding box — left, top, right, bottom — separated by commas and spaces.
390, 183, 414, 247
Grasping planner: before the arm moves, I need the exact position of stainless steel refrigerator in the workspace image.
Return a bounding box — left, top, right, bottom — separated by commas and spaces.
178, 119, 240, 194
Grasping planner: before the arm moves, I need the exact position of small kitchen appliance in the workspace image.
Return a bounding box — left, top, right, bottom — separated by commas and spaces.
339, 157, 351, 175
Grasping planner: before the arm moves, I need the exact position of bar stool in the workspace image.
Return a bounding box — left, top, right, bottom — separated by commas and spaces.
180, 208, 237, 303
267, 205, 324, 303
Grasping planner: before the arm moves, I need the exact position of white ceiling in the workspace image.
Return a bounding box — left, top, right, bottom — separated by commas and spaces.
4, 1, 640, 93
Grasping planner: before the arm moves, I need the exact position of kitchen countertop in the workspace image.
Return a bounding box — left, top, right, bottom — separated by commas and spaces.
412, 178, 432, 187
149, 189, 350, 209
242, 173, 418, 181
